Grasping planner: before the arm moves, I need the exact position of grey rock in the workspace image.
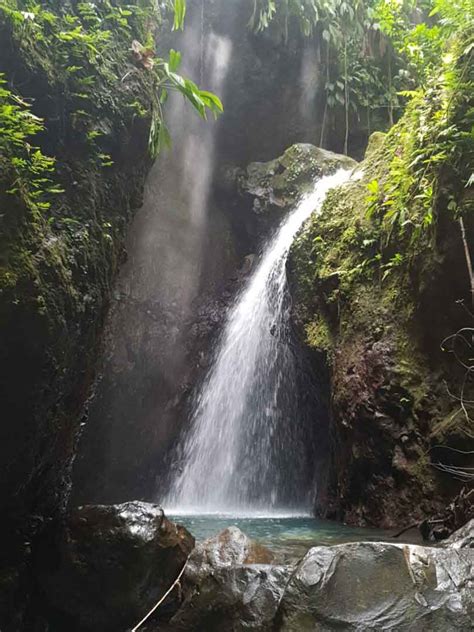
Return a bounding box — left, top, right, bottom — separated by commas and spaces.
276, 541, 474, 631
37, 502, 194, 632
442, 519, 474, 549
239, 144, 357, 225
241, 253, 257, 276
167, 527, 292, 631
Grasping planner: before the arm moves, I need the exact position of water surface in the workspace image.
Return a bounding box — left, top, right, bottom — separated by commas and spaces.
169, 513, 421, 563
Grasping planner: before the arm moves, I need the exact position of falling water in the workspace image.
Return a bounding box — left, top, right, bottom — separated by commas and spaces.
166, 169, 352, 514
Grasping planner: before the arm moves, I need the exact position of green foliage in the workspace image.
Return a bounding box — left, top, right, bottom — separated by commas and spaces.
367, 21, 474, 243
0, 0, 223, 204
250, 0, 412, 150
0, 73, 59, 210
255, 1, 473, 244
251, 0, 473, 152
170, 0, 186, 30
381, 251, 404, 280
148, 48, 223, 158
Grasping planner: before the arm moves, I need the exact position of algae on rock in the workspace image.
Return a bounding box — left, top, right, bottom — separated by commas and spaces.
288, 86, 474, 527
0, 2, 164, 627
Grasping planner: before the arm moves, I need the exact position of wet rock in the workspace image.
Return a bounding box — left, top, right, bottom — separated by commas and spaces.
419, 487, 474, 542
392, 444, 410, 474
167, 527, 292, 631
241, 253, 257, 276
288, 130, 474, 528
238, 144, 356, 229
186, 526, 275, 568
37, 502, 194, 631
276, 541, 474, 631
442, 519, 474, 549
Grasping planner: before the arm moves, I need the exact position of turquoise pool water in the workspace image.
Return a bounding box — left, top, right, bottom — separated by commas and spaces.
168, 513, 421, 563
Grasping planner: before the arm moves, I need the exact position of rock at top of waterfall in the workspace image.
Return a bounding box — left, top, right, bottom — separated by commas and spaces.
238, 143, 357, 221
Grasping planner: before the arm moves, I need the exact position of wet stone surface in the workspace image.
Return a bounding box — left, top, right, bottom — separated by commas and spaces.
37, 502, 194, 632
276, 541, 474, 631
166, 527, 291, 632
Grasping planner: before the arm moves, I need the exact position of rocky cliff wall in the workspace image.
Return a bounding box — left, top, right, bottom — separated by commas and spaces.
288, 83, 474, 527
72, 0, 368, 506
0, 3, 160, 627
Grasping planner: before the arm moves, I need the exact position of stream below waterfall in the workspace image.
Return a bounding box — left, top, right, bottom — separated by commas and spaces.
168, 514, 424, 563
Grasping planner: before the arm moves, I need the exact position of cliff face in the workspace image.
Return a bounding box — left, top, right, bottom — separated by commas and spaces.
288, 58, 474, 527
72, 0, 369, 506
0, 3, 160, 626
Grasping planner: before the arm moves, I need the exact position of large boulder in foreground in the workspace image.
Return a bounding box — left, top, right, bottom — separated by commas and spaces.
167, 527, 291, 632
276, 541, 474, 631
37, 502, 194, 631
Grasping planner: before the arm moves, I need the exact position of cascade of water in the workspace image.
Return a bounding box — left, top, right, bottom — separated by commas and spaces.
166, 169, 352, 515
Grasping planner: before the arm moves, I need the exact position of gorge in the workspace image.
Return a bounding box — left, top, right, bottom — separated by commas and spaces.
0, 0, 473, 630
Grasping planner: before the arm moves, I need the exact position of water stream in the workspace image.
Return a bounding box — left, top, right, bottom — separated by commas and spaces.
166, 170, 352, 515
166, 513, 421, 563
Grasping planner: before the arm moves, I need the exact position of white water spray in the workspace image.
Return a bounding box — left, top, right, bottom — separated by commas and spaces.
166, 170, 351, 514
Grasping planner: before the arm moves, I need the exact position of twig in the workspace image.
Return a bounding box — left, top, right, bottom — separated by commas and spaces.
459, 217, 474, 312
441, 328, 474, 370
432, 462, 474, 482
392, 522, 419, 538
429, 445, 474, 455
121, 69, 135, 83
456, 298, 474, 321
131, 555, 190, 632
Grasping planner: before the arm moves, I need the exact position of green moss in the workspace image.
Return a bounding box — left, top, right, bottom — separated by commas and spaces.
0, 0, 160, 533
305, 317, 332, 352
0, 267, 17, 289
290, 140, 433, 390
407, 453, 435, 491
288, 53, 474, 524
364, 131, 387, 159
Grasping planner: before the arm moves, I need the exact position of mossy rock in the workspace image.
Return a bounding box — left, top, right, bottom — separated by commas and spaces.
288, 123, 474, 528
238, 143, 357, 223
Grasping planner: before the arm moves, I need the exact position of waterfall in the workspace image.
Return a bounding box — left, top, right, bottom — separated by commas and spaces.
166, 170, 351, 515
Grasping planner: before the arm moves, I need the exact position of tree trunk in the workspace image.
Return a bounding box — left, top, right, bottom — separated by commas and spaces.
388, 49, 394, 127
459, 216, 474, 311
319, 41, 330, 148
343, 37, 349, 156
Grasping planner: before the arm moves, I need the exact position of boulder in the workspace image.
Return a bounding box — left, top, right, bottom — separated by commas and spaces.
276, 541, 474, 631
422, 487, 474, 542
238, 144, 356, 230
167, 527, 292, 631
37, 502, 194, 631
442, 519, 474, 549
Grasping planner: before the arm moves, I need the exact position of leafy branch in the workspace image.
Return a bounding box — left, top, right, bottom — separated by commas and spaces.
0, 0, 223, 208
0, 74, 60, 211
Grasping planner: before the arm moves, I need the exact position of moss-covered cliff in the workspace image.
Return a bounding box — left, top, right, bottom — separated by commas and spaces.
0, 2, 163, 626
289, 36, 474, 528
